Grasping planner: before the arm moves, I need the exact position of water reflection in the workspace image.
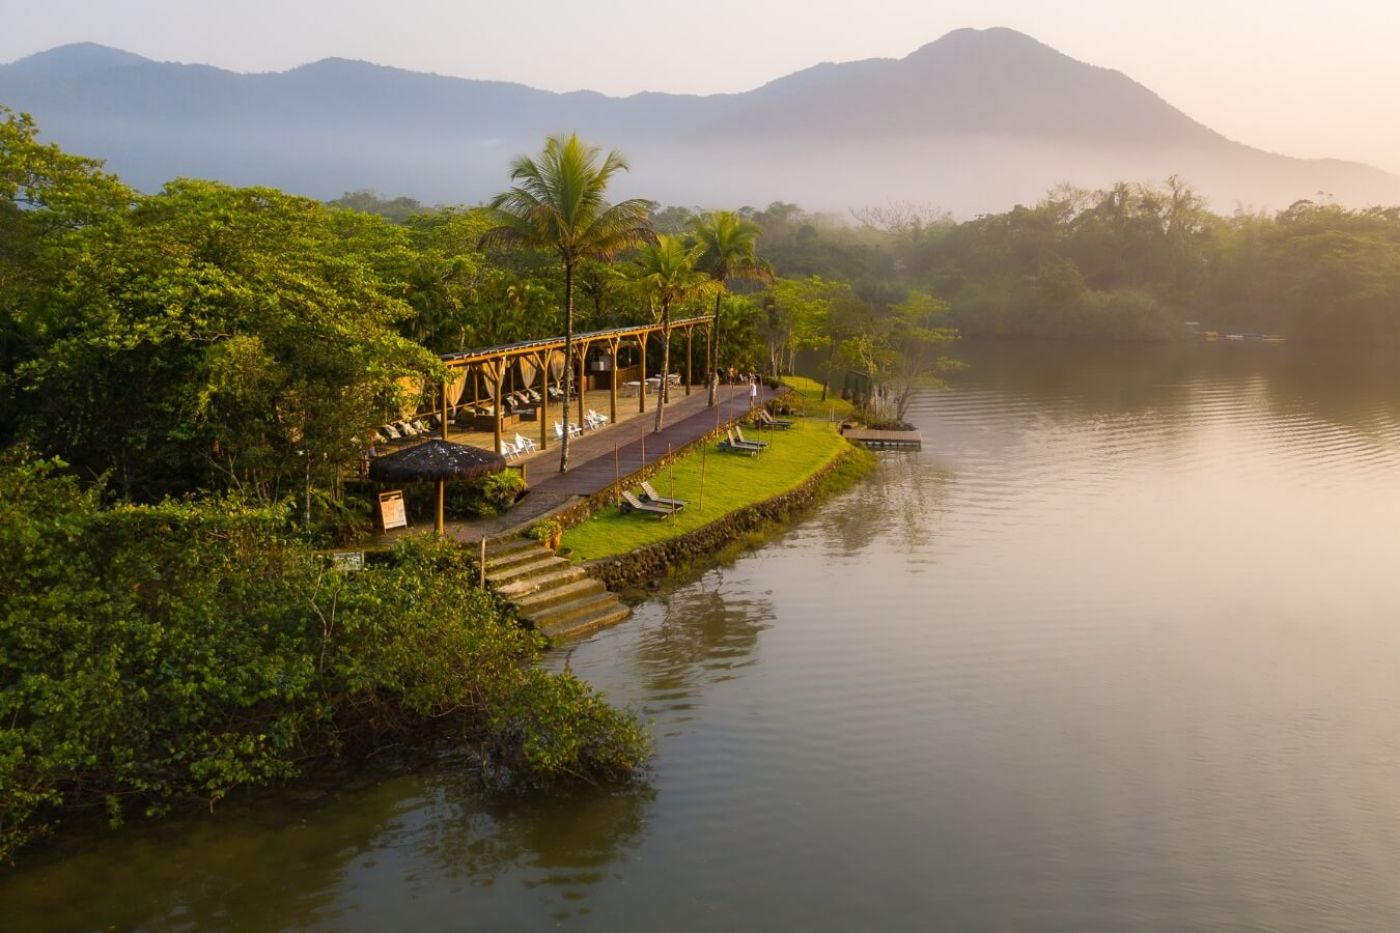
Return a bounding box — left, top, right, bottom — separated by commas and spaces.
818, 452, 952, 560
0, 753, 655, 931
565, 579, 776, 725
956, 339, 1400, 431
0, 771, 406, 931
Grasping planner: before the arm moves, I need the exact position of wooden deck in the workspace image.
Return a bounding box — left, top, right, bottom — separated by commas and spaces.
840, 427, 923, 450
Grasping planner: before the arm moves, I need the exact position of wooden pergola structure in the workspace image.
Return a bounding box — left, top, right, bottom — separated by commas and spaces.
432, 316, 712, 453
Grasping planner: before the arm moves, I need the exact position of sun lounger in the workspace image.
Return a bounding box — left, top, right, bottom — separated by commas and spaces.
734, 426, 768, 448
621, 489, 674, 518
727, 428, 764, 450
756, 409, 793, 429
514, 433, 537, 454
719, 430, 759, 456
640, 480, 687, 510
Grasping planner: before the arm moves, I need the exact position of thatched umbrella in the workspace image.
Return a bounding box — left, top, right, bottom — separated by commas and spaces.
368, 439, 507, 534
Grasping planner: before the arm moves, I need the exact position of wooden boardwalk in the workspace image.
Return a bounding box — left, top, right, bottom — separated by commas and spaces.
377, 382, 779, 545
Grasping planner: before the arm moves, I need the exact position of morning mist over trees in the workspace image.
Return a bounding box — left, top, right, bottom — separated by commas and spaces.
4, 27, 1398, 213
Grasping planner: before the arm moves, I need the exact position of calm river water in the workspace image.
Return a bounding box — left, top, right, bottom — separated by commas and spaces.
7, 342, 1400, 931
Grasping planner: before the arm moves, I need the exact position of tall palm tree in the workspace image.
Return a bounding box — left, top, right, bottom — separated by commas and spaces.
632, 236, 720, 432
481, 134, 653, 471
690, 211, 772, 407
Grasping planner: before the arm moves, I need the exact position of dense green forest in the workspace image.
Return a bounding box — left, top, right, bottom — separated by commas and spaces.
3, 106, 1399, 861
709, 183, 1400, 344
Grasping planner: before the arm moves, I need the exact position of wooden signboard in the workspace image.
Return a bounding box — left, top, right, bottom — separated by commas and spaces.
378, 490, 408, 530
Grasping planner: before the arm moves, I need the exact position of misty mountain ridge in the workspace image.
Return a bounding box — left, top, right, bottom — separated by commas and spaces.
3, 28, 1396, 215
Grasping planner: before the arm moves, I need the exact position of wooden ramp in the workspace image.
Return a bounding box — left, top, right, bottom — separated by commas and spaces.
841, 427, 923, 450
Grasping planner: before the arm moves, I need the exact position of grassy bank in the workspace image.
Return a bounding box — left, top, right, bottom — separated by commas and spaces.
562, 417, 854, 561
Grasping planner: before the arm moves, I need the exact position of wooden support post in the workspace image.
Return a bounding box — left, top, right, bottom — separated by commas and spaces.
576, 341, 587, 430
614, 443, 620, 508
479, 536, 487, 589
441, 378, 450, 440
686, 328, 693, 396
609, 339, 619, 426
638, 334, 647, 414
538, 351, 549, 451
492, 360, 505, 457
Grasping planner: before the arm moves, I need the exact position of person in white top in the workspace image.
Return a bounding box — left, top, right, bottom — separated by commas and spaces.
749, 375, 759, 408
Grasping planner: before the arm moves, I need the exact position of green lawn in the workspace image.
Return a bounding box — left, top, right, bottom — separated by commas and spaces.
562, 417, 852, 561
781, 375, 854, 419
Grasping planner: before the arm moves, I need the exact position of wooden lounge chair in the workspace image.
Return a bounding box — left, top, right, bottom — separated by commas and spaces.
719, 430, 759, 456
755, 409, 793, 429
734, 426, 768, 448
621, 489, 674, 518
640, 480, 687, 510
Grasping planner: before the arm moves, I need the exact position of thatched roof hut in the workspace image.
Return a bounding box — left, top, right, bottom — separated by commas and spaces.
369, 439, 507, 533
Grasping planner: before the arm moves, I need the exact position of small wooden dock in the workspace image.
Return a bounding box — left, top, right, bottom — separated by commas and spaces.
841, 427, 923, 450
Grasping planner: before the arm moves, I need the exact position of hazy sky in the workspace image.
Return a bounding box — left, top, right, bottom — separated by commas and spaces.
7, 0, 1400, 172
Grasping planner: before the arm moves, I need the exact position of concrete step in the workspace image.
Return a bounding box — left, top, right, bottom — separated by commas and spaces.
522, 590, 623, 630
487, 534, 539, 552
486, 544, 551, 572
484, 536, 541, 559
485, 553, 569, 585
536, 601, 633, 640
512, 576, 606, 614
494, 565, 587, 599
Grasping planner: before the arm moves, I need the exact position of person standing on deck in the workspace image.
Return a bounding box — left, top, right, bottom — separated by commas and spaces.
749, 375, 758, 409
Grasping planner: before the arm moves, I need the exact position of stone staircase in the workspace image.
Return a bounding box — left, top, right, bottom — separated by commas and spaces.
484, 537, 631, 639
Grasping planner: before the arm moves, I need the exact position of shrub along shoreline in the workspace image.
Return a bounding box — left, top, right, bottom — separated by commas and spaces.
0, 451, 649, 864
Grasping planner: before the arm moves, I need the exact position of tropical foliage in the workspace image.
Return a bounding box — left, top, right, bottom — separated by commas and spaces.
630, 235, 719, 430
690, 210, 772, 405
481, 133, 654, 470
731, 181, 1400, 345
0, 451, 647, 862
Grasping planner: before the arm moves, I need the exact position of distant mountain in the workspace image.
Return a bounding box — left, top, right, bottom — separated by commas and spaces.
3, 29, 1397, 214
8, 42, 152, 77
693, 29, 1226, 146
